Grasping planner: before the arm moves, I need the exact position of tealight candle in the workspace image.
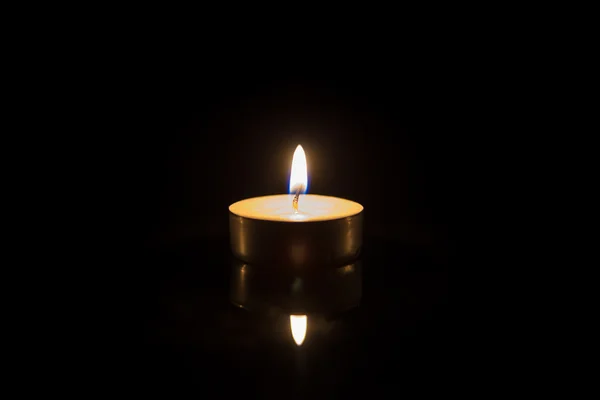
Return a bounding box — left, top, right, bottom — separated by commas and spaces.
229, 145, 364, 268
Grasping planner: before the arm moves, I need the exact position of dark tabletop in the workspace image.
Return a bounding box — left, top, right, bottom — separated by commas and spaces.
109, 236, 449, 397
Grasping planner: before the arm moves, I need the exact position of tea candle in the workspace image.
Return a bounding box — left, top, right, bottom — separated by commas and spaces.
229, 194, 363, 223
229, 145, 364, 268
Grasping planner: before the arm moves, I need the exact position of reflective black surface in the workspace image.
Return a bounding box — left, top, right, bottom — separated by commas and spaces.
122, 237, 449, 396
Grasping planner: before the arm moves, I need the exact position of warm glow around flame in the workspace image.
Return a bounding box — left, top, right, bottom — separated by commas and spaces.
289, 145, 308, 194
290, 315, 307, 346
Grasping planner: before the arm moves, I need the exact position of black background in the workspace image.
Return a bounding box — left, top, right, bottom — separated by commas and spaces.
98, 53, 455, 395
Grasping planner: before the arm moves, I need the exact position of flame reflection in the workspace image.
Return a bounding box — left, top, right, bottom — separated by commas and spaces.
290, 314, 307, 346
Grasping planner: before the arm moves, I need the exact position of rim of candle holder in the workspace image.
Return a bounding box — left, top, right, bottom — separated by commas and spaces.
228, 194, 364, 223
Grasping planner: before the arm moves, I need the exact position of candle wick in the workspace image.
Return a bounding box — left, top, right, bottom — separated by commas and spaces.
293, 186, 302, 213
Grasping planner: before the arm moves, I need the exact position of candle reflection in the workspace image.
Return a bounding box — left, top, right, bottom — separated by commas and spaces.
230, 260, 362, 347
230, 260, 362, 317
290, 315, 307, 346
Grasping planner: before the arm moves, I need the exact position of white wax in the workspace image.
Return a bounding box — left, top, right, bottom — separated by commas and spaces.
229, 194, 363, 222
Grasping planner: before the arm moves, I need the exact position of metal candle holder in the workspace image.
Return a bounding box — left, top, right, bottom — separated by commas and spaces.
229, 210, 363, 269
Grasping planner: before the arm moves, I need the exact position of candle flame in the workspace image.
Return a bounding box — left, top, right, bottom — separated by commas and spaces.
289, 145, 308, 194
290, 314, 307, 346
